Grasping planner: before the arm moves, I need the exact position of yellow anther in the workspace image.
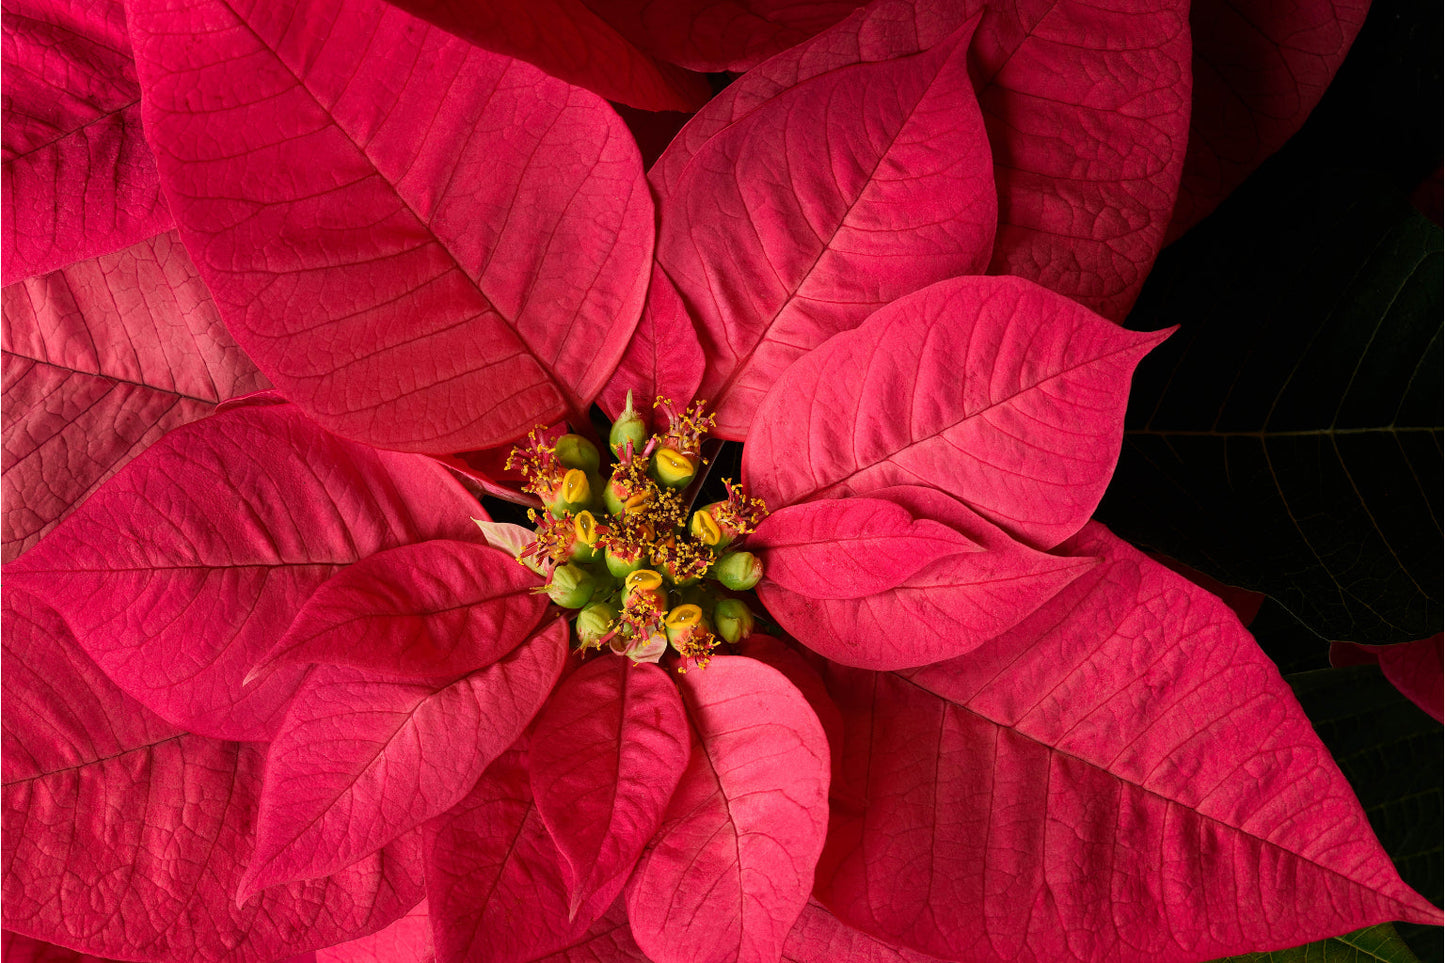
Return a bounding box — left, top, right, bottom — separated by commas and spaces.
665, 604, 703, 629
625, 569, 663, 594
562, 468, 590, 505
573, 510, 597, 546
690, 510, 722, 547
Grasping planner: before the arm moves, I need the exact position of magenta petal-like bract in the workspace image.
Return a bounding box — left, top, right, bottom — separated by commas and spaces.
531, 658, 691, 920
1, 0, 172, 285
585, 0, 861, 72
783, 900, 944, 963
256, 540, 546, 681
242, 620, 566, 897
316, 901, 434, 963
381, 0, 711, 111
599, 269, 705, 424
757, 488, 1094, 670
973, 0, 1191, 320
625, 656, 830, 963
425, 746, 609, 963
1, 229, 268, 561
5, 403, 479, 741
735, 635, 847, 785
1168, 0, 1368, 240
651, 2, 995, 438
127, 0, 653, 453
745, 276, 1168, 546
1, 589, 424, 962
750, 497, 979, 599
816, 523, 1443, 961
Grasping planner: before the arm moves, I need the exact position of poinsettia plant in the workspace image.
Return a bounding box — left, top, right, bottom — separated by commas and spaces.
2, 0, 1440, 963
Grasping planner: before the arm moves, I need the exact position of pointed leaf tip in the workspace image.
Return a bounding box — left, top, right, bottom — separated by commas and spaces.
745, 276, 1167, 547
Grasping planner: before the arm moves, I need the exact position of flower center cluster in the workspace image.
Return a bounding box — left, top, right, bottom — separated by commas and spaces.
505, 394, 768, 671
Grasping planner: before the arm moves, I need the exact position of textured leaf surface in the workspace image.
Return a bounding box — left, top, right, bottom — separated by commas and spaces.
5, 403, 478, 741
255, 539, 546, 681
1100, 171, 1442, 642
650, 3, 995, 437
530, 899, 650, 963
782, 900, 943, 963
1331, 636, 1444, 723
425, 746, 607, 963
734, 635, 846, 782
1288, 664, 1443, 958
1205, 923, 1421, 962
816, 523, 1441, 961
530, 657, 691, 919
1, 589, 424, 962
1, 0, 172, 285
744, 276, 1167, 546
584, 0, 861, 71
1, 932, 119, 962
972, 0, 1192, 321
381, 0, 710, 111
128, 0, 653, 453
243, 620, 566, 896
598, 269, 705, 423
750, 496, 978, 598
1, 230, 269, 561
756, 486, 1093, 669
1169, 0, 1369, 240
316, 901, 434, 963
625, 656, 830, 963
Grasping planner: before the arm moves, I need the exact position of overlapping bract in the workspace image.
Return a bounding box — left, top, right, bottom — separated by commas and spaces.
815, 525, 1441, 961
2, 589, 425, 963
649, 0, 997, 437
4, 402, 480, 741
743, 276, 1167, 547
1, 229, 268, 560
128, 0, 653, 453
1, 0, 172, 285
1, 0, 1436, 961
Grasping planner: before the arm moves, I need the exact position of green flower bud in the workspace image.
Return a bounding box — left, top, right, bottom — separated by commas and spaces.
554, 434, 600, 473
546, 563, 596, 608
623, 569, 668, 612
575, 601, 617, 647
713, 551, 762, 591
609, 391, 649, 458
569, 511, 600, 563
712, 598, 755, 644
689, 507, 731, 550
544, 468, 592, 518
650, 447, 696, 488
664, 604, 709, 647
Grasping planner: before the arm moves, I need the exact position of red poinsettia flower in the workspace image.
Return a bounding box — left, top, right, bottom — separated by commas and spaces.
2, 0, 1436, 961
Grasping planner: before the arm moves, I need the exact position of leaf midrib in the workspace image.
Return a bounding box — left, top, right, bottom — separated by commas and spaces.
893, 669, 1433, 919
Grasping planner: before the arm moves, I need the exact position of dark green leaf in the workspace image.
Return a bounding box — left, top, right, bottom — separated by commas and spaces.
1101, 168, 1442, 642
1287, 666, 1443, 962
1207, 923, 1421, 963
